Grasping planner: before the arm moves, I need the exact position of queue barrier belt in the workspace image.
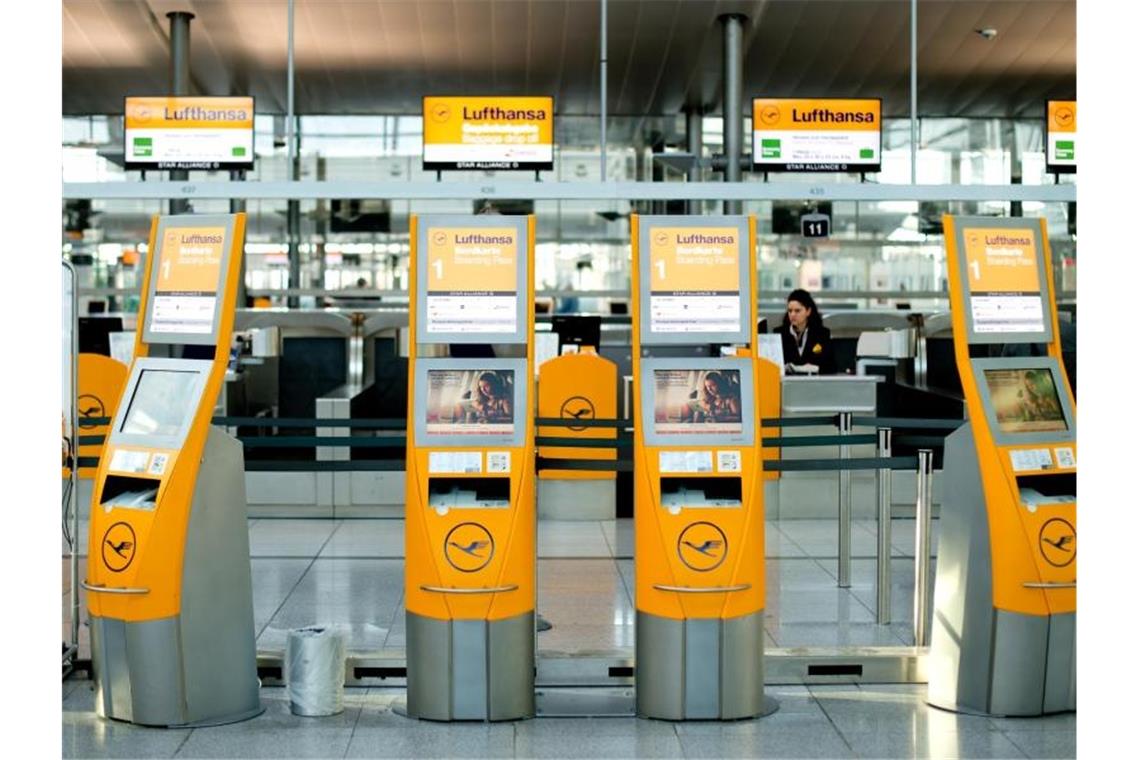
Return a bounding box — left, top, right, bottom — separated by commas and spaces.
765, 456, 920, 473
71, 415, 961, 475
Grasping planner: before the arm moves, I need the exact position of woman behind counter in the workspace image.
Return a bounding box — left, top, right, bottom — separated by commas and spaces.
776, 289, 837, 375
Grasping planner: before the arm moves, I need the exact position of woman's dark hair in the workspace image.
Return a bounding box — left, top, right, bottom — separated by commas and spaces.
477, 371, 505, 397
782, 288, 824, 330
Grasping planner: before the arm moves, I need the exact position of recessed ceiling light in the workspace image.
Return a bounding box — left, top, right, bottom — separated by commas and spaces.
975, 27, 998, 40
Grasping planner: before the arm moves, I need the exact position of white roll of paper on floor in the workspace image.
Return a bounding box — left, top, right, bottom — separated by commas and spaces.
286, 626, 346, 716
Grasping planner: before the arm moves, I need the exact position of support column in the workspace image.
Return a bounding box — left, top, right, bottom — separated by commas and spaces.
286, 0, 300, 308
720, 14, 746, 214
167, 11, 193, 215
685, 107, 704, 215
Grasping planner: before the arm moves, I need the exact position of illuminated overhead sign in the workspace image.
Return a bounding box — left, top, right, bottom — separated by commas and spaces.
752, 98, 882, 173
124, 96, 254, 171
423, 96, 554, 171
1046, 100, 1076, 173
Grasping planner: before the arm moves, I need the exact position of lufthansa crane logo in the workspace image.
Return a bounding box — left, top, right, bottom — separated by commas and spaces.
431, 231, 449, 247
1054, 105, 1074, 127
1038, 518, 1076, 568
677, 522, 727, 572
430, 103, 452, 123
560, 395, 596, 432
101, 522, 137, 573
758, 105, 781, 126
653, 231, 669, 247
77, 394, 107, 430
444, 522, 495, 573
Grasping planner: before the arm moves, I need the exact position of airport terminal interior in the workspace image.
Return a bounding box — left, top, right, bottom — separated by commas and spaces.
58, 1, 1088, 758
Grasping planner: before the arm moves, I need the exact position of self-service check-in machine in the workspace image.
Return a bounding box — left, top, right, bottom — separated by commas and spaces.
929, 216, 1076, 716
631, 215, 776, 720
404, 214, 536, 721
85, 213, 261, 726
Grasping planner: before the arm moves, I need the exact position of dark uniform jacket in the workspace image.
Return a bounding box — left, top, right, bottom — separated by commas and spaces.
777, 323, 837, 375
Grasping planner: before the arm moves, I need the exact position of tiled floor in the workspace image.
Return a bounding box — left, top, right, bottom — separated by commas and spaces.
62, 518, 1075, 758
62, 680, 1075, 759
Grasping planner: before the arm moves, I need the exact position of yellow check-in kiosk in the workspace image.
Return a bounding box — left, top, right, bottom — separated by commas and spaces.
929, 216, 1076, 716
405, 214, 536, 721
631, 215, 775, 720
85, 213, 261, 726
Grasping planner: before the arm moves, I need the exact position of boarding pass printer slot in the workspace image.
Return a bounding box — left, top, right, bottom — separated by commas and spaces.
660, 476, 742, 509
428, 477, 511, 509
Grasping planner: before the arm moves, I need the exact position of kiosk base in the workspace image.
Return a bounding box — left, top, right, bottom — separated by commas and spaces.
635, 610, 775, 720
928, 425, 1077, 717
90, 428, 261, 727
406, 610, 535, 721
91, 615, 262, 727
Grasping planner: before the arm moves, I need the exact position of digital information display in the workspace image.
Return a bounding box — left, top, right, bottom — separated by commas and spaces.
124, 96, 254, 171
424, 226, 519, 335
121, 370, 200, 437
983, 368, 1067, 435
150, 225, 226, 335
423, 96, 554, 171
648, 227, 742, 334
962, 226, 1046, 335
1046, 100, 1076, 173
752, 98, 882, 172
653, 369, 744, 436
425, 368, 516, 436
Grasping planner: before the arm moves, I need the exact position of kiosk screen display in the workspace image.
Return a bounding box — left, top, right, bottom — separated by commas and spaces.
962, 226, 1046, 336
121, 370, 200, 437
425, 369, 515, 436
653, 369, 743, 436
983, 368, 1067, 434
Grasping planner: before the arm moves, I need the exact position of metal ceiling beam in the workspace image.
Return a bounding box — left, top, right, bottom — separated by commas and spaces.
61, 180, 1076, 203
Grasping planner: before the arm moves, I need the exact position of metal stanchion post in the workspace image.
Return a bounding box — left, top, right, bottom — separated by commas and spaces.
913, 449, 934, 646
837, 412, 853, 588
876, 428, 893, 624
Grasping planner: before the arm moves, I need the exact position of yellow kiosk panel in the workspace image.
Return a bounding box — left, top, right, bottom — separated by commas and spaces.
929, 215, 1076, 717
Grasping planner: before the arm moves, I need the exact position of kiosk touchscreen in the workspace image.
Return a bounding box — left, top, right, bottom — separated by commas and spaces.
631, 215, 775, 720
404, 214, 536, 721
929, 216, 1076, 716
85, 213, 261, 727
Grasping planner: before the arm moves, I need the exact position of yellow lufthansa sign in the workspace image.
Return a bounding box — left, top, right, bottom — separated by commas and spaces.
423, 96, 554, 170
1046, 100, 1076, 170
125, 97, 253, 130
752, 98, 881, 171
124, 96, 254, 170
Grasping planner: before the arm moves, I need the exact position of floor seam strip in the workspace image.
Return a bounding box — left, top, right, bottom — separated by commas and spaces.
807, 685, 859, 758
171, 727, 194, 758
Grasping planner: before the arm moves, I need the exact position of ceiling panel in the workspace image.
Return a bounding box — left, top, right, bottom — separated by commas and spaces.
62, 0, 1075, 120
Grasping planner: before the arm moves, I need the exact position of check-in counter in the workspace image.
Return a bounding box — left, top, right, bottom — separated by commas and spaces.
774, 375, 881, 520
775, 374, 943, 520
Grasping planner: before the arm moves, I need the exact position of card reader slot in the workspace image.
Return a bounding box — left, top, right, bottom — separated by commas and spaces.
660, 476, 742, 508
100, 474, 160, 510
428, 477, 511, 509
1015, 472, 1076, 507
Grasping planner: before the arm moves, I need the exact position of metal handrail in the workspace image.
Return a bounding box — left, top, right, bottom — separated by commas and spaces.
82, 581, 150, 595
419, 584, 519, 595
652, 583, 751, 594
